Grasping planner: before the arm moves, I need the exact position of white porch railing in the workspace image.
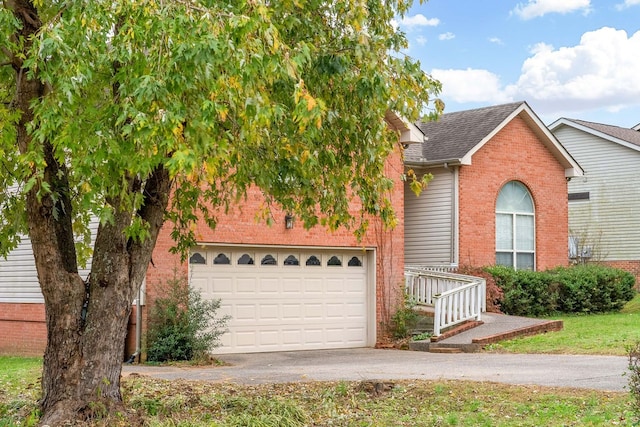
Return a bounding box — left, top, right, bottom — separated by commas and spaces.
405, 266, 486, 336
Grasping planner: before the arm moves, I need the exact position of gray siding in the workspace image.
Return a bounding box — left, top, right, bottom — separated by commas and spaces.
555, 126, 640, 261
0, 223, 97, 303
404, 167, 455, 265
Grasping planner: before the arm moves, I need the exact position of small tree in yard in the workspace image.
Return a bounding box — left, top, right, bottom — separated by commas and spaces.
147, 273, 229, 363
0, 0, 441, 424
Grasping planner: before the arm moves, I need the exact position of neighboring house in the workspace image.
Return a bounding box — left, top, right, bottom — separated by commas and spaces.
549, 118, 640, 281
0, 113, 422, 356
404, 101, 583, 271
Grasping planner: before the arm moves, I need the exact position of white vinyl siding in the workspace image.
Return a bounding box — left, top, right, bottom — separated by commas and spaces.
404, 167, 456, 266
555, 126, 640, 261
0, 223, 98, 303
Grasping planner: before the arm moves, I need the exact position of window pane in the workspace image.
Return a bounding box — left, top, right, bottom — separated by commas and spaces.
261, 254, 277, 265
189, 253, 206, 264
284, 255, 299, 266
496, 252, 513, 267
306, 255, 321, 266
347, 256, 362, 267
516, 215, 534, 251
496, 181, 533, 213
516, 253, 535, 271
327, 255, 342, 266
238, 254, 254, 265
213, 253, 231, 265
496, 214, 513, 250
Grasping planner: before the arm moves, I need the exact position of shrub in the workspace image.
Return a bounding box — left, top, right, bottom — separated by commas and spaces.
484, 264, 636, 317
390, 293, 419, 339
484, 266, 558, 317
455, 265, 504, 313
553, 265, 636, 313
146, 272, 230, 362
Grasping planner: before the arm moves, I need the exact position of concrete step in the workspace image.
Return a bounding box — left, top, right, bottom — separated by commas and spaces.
428, 347, 463, 354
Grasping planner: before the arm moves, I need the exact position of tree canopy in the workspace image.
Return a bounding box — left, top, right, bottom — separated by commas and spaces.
1, 1, 441, 424
1, 0, 441, 257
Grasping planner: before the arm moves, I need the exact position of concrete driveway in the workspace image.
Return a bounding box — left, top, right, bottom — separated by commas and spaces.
122, 348, 630, 392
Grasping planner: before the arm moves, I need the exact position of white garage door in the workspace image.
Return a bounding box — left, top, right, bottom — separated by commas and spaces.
189, 246, 373, 354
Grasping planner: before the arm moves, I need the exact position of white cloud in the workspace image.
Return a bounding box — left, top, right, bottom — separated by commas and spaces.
433, 28, 640, 117
416, 36, 428, 46
400, 14, 440, 28
439, 32, 455, 41
512, 0, 591, 20
505, 27, 640, 113
616, 0, 640, 10
488, 37, 504, 45
431, 68, 512, 104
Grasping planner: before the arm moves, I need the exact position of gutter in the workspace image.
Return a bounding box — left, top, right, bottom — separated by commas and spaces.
404, 158, 465, 168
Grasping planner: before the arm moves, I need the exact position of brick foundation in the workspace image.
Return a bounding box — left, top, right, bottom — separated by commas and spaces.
0, 303, 46, 356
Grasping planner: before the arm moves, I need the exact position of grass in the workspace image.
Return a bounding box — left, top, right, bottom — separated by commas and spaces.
486, 293, 640, 355
0, 357, 637, 426
0, 356, 42, 425
1, 370, 635, 426
2, 295, 640, 425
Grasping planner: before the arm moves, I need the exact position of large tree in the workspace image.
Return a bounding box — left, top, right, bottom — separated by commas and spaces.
0, 0, 440, 424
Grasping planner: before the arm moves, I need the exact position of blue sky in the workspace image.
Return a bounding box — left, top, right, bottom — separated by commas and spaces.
397, 0, 640, 127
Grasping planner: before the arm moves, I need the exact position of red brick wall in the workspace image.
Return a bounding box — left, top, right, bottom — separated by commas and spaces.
0, 302, 141, 359
145, 149, 407, 344
1, 147, 406, 356
0, 303, 46, 356
458, 116, 569, 270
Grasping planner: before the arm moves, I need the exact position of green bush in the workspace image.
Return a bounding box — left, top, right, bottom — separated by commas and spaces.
485, 264, 636, 317
454, 265, 503, 313
485, 266, 557, 317
390, 293, 419, 339
553, 265, 636, 313
146, 273, 230, 362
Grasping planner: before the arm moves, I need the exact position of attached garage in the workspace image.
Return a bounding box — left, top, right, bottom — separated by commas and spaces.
189, 245, 376, 354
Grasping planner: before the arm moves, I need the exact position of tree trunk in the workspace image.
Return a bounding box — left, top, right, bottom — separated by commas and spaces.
8, 3, 172, 424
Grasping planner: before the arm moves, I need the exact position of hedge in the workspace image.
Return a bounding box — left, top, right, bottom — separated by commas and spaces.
485, 264, 636, 317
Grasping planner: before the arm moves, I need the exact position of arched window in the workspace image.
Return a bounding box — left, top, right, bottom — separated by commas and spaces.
496, 181, 535, 270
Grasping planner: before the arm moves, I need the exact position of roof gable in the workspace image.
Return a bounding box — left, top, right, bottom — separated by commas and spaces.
406, 101, 583, 178
549, 118, 640, 153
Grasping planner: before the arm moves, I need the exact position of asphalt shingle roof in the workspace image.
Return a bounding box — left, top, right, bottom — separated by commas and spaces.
406, 101, 525, 163
566, 119, 640, 148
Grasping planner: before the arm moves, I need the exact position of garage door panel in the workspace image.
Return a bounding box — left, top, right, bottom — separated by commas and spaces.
282, 279, 303, 293
259, 278, 280, 293
235, 304, 259, 321
282, 304, 303, 319
259, 304, 279, 320
190, 246, 371, 354
303, 278, 323, 294
236, 277, 258, 293
282, 329, 302, 344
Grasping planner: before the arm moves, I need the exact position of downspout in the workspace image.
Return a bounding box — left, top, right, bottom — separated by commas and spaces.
127, 284, 143, 364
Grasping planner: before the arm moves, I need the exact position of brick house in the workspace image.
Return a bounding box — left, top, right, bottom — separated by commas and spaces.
404, 102, 583, 270
0, 113, 422, 356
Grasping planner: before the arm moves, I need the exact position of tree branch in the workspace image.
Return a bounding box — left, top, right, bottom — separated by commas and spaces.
127, 164, 172, 286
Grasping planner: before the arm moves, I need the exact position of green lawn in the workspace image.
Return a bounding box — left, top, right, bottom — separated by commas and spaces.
487, 293, 640, 355
2, 295, 640, 426
0, 356, 42, 425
